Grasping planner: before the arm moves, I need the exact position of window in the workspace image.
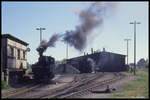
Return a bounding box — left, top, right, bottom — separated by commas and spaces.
7, 46, 14, 57
20, 63, 23, 69
23, 51, 25, 59
10, 47, 14, 57
17, 49, 20, 59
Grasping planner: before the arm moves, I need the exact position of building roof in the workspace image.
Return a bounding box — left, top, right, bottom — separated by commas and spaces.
67, 51, 126, 61
2, 34, 29, 46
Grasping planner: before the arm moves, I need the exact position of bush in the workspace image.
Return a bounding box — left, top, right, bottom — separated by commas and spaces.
1, 80, 10, 89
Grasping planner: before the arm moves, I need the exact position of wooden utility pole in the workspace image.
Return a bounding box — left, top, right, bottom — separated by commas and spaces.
124, 39, 131, 65
36, 27, 46, 43
130, 21, 141, 75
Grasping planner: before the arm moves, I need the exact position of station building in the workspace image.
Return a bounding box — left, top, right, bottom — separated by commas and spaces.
1, 34, 29, 85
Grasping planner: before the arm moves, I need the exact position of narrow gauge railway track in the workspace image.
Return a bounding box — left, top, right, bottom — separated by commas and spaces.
2, 73, 97, 98
2, 83, 42, 98
43, 73, 125, 98
60, 73, 125, 98
31, 73, 102, 98
41, 73, 105, 98
65, 73, 122, 95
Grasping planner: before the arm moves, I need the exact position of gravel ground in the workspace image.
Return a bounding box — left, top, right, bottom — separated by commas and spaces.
81, 74, 136, 98
4, 73, 133, 98
7, 74, 76, 98
2, 88, 16, 93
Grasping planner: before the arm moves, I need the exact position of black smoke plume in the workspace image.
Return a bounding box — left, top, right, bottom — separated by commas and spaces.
36, 34, 60, 56
36, 2, 117, 55
63, 2, 117, 52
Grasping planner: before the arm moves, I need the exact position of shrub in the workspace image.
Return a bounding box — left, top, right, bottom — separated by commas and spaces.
1, 80, 10, 89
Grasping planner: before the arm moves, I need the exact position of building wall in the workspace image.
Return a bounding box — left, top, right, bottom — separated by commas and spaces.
1, 38, 7, 69
1, 34, 29, 85
98, 52, 126, 72
54, 64, 80, 74
7, 38, 27, 69
67, 52, 126, 73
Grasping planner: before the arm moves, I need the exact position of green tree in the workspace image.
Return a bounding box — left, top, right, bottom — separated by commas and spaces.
1, 80, 10, 89
145, 59, 149, 68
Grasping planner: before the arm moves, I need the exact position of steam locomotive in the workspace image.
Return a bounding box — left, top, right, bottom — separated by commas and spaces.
32, 55, 55, 83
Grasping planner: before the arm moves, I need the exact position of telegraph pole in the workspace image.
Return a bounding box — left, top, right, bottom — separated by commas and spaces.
36, 27, 46, 43
66, 42, 68, 60
130, 21, 141, 75
124, 39, 131, 65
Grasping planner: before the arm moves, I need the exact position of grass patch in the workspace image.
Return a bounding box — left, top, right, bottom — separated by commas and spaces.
1, 80, 11, 90
112, 68, 149, 98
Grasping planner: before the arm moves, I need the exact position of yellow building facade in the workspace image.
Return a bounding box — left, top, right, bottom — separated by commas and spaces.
1, 34, 29, 71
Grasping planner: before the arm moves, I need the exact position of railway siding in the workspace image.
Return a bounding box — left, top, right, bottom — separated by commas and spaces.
2, 72, 126, 99
2, 83, 41, 98
42, 73, 124, 98
59, 73, 125, 98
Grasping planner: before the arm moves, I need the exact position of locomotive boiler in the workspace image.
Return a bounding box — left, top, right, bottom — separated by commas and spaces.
31, 37, 58, 83
32, 55, 55, 83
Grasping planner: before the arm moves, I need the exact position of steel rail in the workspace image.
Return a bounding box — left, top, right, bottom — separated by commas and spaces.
42, 73, 104, 98
60, 74, 125, 98
2, 83, 42, 98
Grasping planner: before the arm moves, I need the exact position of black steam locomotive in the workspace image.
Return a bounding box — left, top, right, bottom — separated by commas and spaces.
32, 55, 55, 83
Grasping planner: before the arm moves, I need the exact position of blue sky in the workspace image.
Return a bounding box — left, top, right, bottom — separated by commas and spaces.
2, 1, 149, 64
